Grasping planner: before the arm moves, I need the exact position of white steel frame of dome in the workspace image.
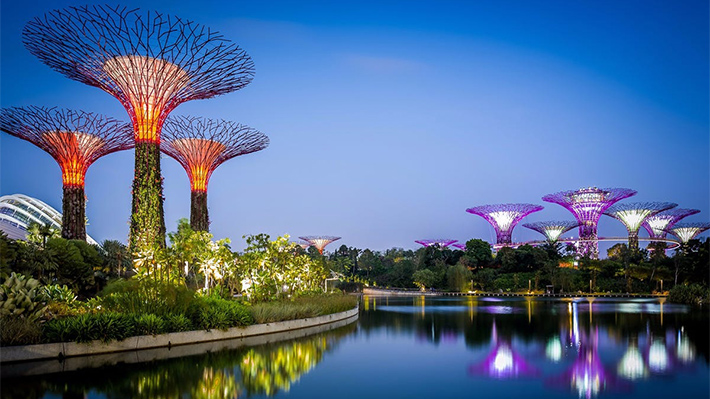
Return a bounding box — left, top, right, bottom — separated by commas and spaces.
0, 194, 98, 246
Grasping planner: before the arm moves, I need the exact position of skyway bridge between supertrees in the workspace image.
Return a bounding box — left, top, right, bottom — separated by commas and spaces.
604, 202, 678, 250
415, 239, 458, 248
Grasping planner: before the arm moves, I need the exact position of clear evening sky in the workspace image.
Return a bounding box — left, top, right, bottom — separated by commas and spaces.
1, 0, 708, 251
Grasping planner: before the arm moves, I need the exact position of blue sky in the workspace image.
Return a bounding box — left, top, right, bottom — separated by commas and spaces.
1, 0, 708, 251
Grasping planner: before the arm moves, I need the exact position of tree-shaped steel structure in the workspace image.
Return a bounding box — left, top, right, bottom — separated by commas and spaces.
0, 106, 132, 240
642, 208, 700, 239
466, 203, 543, 245
523, 221, 580, 243
23, 5, 254, 252
604, 202, 677, 250
299, 236, 341, 254
415, 239, 458, 248
161, 116, 269, 232
666, 222, 710, 244
451, 243, 466, 251
542, 187, 636, 259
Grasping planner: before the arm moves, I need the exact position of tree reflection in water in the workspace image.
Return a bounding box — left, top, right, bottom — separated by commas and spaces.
2, 323, 354, 399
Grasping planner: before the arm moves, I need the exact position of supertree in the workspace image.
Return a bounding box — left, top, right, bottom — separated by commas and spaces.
666, 222, 710, 244
299, 236, 341, 255
465, 203, 543, 245
523, 221, 580, 243
604, 202, 677, 250
23, 5, 254, 252
0, 106, 132, 240
415, 239, 458, 248
542, 187, 636, 259
161, 116, 269, 232
642, 208, 700, 239
452, 243, 466, 251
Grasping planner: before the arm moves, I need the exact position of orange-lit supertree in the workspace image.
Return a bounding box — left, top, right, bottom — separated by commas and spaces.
161, 116, 269, 232
0, 106, 133, 240
23, 5, 254, 252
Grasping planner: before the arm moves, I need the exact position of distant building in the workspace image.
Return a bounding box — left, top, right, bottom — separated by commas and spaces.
0, 194, 98, 245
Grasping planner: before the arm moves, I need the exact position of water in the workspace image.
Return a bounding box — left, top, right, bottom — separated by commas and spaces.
2, 296, 708, 398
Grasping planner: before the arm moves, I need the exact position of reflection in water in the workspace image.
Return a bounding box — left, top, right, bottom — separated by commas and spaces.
2, 323, 354, 399
469, 323, 539, 379
618, 340, 648, 380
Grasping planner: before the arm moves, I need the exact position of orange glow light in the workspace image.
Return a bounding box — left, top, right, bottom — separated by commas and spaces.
42, 131, 104, 187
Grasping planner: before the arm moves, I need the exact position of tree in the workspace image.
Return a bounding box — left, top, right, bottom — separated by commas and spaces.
461, 239, 493, 268
412, 269, 438, 291
447, 264, 472, 292
100, 240, 131, 279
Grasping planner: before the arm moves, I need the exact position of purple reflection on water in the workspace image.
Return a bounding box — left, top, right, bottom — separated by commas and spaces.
468, 323, 539, 379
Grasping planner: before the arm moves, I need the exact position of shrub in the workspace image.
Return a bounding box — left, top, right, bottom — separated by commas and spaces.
0, 316, 43, 346
0, 273, 48, 321
250, 293, 357, 324
99, 279, 195, 316
335, 281, 363, 293
668, 284, 710, 307
44, 284, 77, 304
188, 295, 253, 331
43, 312, 135, 343
133, 314, 166, 336
163, 314, 193, 332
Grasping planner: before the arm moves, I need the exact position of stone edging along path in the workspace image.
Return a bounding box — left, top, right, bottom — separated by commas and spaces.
1, 306, 359, 364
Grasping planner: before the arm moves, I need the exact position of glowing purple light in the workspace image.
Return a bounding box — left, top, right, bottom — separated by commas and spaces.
642, 208, 700, 239
415, 239, 458, 248
466, 203, 543, 245
542, 187, 636, 258
604, 202, 677, 249
523, 220, 580, 242
666, 222, 710, 244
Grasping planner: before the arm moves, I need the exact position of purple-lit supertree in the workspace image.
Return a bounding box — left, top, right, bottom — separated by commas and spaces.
666, 222, 710, 245
642, 208, 700, 240
542, 187, 637, 259
465, 204, 543, 246
452, 243, 466, 251
0, 106, 133, 241
23, 5, 254, 253
604, 202, 677, 250
161, 116, 269, 232
523, 221, 580, 243
415, 239, 458, 248
299, 236, 341, 255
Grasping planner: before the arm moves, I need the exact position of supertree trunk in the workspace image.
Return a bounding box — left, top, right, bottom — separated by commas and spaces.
190, 190, 209, 232
130, 141, 166, 250
62, 185, 86, 240
628, 231, 639, 251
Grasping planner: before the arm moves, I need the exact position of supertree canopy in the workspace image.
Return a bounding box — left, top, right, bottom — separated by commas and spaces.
542, 187, 636, 259
666, 222, 710, 244
415, 239, 458, 248
604, 202, 677, 249
451, 243, 466, 251
23, 5, 254, 252
642, 208, 700, 239
466, 203, 543, 245
299, 236, 341, 254
0, 106, 132, 240
161, 116, 269, 232
522, 221, 580, 243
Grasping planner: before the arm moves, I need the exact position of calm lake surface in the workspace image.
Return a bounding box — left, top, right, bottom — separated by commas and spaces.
2, 296, 708, 399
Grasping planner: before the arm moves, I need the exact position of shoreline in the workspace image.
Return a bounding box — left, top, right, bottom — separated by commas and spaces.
362, 287, 667, 298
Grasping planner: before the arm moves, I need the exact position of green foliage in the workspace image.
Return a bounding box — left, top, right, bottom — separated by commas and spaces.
447, 264, 472, 292
461, 239, 493, 268
129, 141, 166, 255
249, 294, 357, 324
44, 284, 77, 304
43, 312, 135, 343
0, 316, 43, 346
239, 234, 327, 302
412, 268, 438, 290
163, 313, 193, 332
133, 314, 166, 335
0, 272, 48, 321
188, 295, 253, 331
99, 279, 195, 316
472, 268, 498, 291
668, 284, 710, 307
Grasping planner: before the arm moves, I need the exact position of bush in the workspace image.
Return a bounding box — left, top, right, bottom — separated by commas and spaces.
0, 316, 43, 346
0, 273, 48, 321
668, 284, 710, 307
250, 293, 357, 324
99, 279, 195, 316
188, 295, 253, 331
44, 284, 77, 304
335, 281, 363, 293
133, 314, 166, 336
163, 314, 193, 332
43, 312, 135, 343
